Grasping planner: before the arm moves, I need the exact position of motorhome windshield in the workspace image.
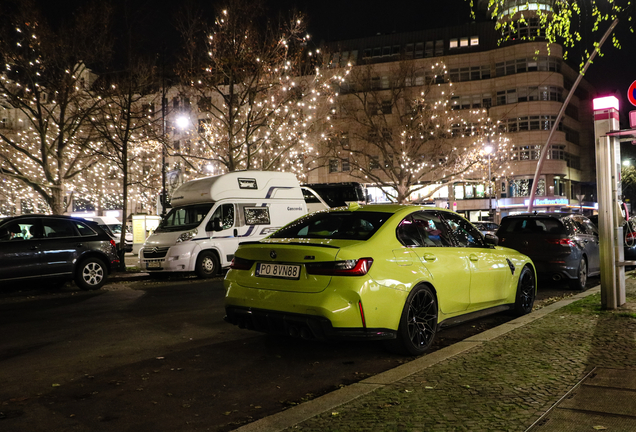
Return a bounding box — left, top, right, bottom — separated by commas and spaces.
156, 204, 214, 232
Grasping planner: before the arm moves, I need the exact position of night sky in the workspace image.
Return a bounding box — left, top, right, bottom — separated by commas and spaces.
30, 0, 636, 119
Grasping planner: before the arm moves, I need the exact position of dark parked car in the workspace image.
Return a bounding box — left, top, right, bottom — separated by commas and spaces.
496, 213, 600, 289
473, 221, 500, 236
0, 215, 119, 290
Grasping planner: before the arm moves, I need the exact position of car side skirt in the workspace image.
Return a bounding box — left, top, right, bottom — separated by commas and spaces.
225, 306, 396, 341
438, 304, 514, 329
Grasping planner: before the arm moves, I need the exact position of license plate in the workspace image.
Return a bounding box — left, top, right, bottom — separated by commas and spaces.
255, 263, 301, 279
147, 261, 161, 269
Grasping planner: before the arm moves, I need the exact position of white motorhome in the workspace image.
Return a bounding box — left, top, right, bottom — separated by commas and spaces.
139, 171, 308, 277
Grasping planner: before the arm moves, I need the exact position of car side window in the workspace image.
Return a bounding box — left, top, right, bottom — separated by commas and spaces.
413, 211, 453, 247
396, 216, 424, 247
43, 219, 79, 238
75, 221, 97, 237
0, 219, 42, 241
442, 213, 486, 247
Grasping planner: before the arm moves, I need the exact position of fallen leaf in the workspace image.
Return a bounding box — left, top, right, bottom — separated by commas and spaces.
331, 412, 339, 416
593, 427, 608, 430
425, 386, 435, 390
52, 384, 60, 387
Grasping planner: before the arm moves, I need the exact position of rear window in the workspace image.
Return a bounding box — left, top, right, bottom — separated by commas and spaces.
270, 211, 390, 240
498, 217, 565, 235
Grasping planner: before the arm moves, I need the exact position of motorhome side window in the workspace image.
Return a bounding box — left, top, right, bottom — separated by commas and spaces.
244, 207, 271, 225
210, 204, 234, 230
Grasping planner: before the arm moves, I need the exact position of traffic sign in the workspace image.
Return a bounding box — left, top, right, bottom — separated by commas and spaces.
628, 80, 636, 106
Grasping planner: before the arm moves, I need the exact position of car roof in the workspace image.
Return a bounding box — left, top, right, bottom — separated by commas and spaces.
502, 212, 576, 220
326, 204, 456, 217
1, 214, 86, 222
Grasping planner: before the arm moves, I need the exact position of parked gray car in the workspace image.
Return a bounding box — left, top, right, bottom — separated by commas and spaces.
0, 215, 119, 290
496, 213, 600, 290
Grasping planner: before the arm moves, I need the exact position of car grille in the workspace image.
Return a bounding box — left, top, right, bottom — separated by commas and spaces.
142, 247, 169, 259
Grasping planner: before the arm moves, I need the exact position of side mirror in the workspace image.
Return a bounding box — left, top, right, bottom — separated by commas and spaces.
484, 233, 499, 246
213, 217, 223, 231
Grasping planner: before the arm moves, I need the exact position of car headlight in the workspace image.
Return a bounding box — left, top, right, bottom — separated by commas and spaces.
176, 228, 198, 243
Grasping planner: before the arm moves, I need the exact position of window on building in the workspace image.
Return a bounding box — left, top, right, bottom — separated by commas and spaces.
424, 41, 433, 57
450, 38, 458, 49
329, 159, 339, 173
434, 40, 444, 56
405, 43, 414, 59
416, 42, 425, 58
381, 100, 392, 114
342, 158, 350, 172
470, 36, 479, 46
460, 37, 469, 47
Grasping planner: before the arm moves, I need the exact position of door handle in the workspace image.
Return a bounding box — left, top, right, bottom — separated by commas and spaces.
76, 243, 83, 248
422, 253, 437, 262
469, 254, 479, 262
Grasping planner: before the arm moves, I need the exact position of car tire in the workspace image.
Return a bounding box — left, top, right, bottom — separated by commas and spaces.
513, 265, 536, 316
75, 257, 108, 290
569, 257, 587, 290
195, 251, 219, 278
385, 285, 438, 356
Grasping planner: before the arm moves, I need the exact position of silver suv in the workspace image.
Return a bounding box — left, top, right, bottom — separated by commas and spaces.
0, 215, 119, 290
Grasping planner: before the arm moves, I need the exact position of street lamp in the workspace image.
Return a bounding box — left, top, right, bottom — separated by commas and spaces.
484, 144, 493, 220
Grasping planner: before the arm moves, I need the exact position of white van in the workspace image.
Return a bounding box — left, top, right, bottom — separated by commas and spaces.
139, 171, 308, 277
81, 216, 133, 252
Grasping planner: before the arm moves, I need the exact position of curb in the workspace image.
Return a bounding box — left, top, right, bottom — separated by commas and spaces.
233, 285, 602, 432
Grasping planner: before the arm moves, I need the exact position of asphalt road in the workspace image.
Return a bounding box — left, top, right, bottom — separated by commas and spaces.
0, 275, 597, 431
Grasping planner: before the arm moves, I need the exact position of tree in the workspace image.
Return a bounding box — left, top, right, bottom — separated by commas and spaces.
87, 61, 164, 263
174, 0, 341, 180
0, 0, 113, 214
316, 60, 507, 203
474, 0, 632, 70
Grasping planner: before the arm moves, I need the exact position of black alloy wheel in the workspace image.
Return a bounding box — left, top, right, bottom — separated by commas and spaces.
569, 257, 587, 290
386, 285, 438, 356
513, 265, 536, 315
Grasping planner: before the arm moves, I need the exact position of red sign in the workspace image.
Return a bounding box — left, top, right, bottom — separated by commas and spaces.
628, 80, 636, 107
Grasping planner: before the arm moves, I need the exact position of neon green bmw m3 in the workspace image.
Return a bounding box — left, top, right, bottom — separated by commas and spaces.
224, 204, 536, 355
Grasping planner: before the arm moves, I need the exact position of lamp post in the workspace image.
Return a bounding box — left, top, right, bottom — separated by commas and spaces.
484, 144, 493, 221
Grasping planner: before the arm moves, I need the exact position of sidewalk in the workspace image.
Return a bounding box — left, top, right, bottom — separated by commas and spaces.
236, 275, 636, 432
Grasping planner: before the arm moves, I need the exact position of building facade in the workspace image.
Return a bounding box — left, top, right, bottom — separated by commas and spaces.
307, 18, 598, 222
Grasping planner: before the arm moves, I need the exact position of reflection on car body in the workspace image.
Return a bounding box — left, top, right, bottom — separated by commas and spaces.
224, 204, 536, 356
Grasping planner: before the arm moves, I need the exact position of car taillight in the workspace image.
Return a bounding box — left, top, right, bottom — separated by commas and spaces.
546, 238, 576, 247
230, 256, 254, 270
305, 258, 374, 276
109, 239, 117, 249
627, 232, 636, 241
